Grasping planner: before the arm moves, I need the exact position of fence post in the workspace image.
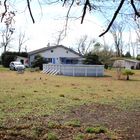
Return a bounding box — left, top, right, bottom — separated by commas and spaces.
72, 66, 75, 76
95, 66, 98, 77
85, 67, 87, 76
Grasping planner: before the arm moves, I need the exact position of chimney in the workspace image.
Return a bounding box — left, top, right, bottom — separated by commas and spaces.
47, 43, 50, 47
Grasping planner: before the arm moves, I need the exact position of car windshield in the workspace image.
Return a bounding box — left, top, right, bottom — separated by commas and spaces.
14, 62, 22, 65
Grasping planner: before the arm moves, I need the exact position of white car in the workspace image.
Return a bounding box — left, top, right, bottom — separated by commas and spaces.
9, 61, 25, 71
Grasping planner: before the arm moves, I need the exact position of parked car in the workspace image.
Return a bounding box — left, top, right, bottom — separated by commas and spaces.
9, 61, 25, 71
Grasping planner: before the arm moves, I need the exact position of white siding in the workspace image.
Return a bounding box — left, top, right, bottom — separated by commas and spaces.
41, 47, 80, 57
29, 47, 81, 65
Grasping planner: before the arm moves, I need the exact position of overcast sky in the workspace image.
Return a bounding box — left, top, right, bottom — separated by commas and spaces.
0, 0, 139, 55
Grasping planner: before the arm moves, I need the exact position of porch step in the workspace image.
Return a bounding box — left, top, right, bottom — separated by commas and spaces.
42, 68, 59, 75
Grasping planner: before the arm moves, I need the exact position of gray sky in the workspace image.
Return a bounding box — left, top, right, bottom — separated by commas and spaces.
0, 0, 139, 55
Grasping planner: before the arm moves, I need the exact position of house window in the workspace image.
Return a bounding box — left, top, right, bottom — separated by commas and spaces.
66, 51, 68, 53
51, 50, 53, 53
44, 58, 52, 63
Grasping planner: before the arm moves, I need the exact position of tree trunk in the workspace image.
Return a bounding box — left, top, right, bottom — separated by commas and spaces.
126, 75, 129, 80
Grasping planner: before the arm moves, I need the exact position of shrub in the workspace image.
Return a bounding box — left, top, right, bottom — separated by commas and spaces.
33, 126, 44, 136
83, 52, 102, 65
136, 55, 140, 60
47, 132, 58, 140
47, 121, 59, 129
0, 57, 1, 65
73, 134, 84, 140
122, 69, 134, 80
31, 54, 45, 70
1, 54, 15, 67
65, 119, 81, 127
85, 126, 107, 134
59, 94, 65, 97
1, 51, 28, 67
104, 63, 108, 69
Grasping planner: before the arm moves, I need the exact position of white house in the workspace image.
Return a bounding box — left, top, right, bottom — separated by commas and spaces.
28, 45, 83, 66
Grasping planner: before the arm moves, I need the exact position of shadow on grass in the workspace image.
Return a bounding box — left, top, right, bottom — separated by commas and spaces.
62, 75, 112, 78
103, 75, 112, 77
119, 79, 140, 82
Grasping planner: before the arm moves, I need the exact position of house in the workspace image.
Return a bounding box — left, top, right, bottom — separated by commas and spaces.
28, 45, 83, 66
15, 56, 29, 67
113, 58, 140, 69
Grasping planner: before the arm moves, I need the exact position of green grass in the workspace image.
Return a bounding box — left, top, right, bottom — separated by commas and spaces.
0, 69, 140, 124
73, 134, 85, 140
65, 119, 81, 127
85, 126, 107, 134
0, 65, 9, 72
47, 132, 59, 140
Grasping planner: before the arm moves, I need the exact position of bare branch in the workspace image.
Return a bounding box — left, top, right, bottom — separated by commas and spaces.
1, 0, 8, 22
27, 0, 35, 23
81, 0, 92, 24
99, 0, 125, 37
64, 0, 74, 36
131, 0, 140, 19
62, 0, 67, 7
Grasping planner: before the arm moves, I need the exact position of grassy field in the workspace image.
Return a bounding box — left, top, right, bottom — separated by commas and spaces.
0, 68, 140, 140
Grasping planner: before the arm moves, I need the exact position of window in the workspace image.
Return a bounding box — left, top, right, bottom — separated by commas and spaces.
44, 58, 52, 63
66, 51, 68, 53
51, 50, 53, 53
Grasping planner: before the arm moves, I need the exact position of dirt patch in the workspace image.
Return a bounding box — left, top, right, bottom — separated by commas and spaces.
0, 103, 140, 140
44, 103, 140, 140
57, 104, 140, 140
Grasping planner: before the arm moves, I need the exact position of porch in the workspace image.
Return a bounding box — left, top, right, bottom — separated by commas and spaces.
44, 57, 82, 64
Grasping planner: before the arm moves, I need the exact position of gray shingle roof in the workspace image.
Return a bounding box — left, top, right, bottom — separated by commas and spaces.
28, 45, 82, 57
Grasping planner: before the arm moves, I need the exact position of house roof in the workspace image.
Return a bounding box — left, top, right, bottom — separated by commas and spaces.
28, 45, 82, 57
123, 59, 140, 63
111, 57, 140, 63
16, 56, 28, 59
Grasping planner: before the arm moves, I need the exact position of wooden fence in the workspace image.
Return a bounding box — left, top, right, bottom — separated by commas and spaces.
42, 64, 104, 77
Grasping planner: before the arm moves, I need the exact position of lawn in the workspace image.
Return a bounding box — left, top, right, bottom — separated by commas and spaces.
0, 68, 140, 140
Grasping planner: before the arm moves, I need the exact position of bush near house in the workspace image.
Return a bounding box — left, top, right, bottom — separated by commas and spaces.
136, 55, 140, 60
1, 52, 28, 67
0, 57, 1, 65
31, 54, 46, 70
83, 52, 102, 65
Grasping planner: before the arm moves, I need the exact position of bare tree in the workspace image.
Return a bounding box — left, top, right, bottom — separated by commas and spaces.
134, 19, 140, 42
110, 22, 125, 57
133, 19, 140, 55
0, 11, 15, 53
77, 35, 95, 55
52, 29, 65, 45
17, 31, 29, 53
126, 30, 137, 57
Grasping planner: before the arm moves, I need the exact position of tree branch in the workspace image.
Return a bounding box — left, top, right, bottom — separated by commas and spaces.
1, 0, 8, 22
64, 0, 74, 36
131, 0, 140, 19
27, 0, 35, 23
81, 0, 92, 24
99, 0, 125, 37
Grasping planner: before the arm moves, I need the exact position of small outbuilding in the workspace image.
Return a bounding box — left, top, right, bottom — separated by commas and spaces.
15, 56, 29, 67
113, 58, 140, 69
